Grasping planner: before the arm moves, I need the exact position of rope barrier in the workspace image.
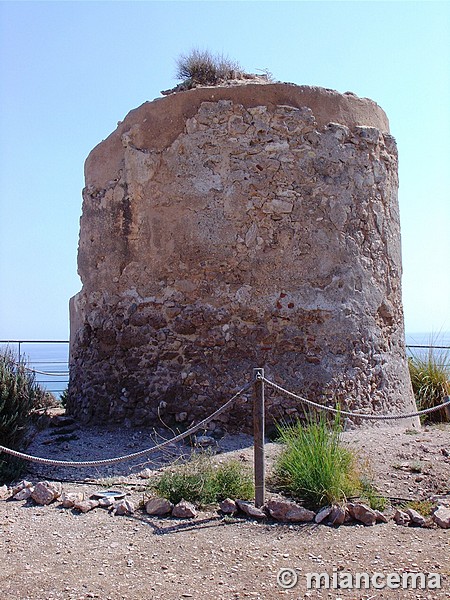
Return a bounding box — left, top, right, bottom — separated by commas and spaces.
257, 374, 450, 420
14, 363, 69, 377
0, 382, 251, 467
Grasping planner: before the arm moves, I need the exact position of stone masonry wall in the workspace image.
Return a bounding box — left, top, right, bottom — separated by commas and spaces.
68, 83, 417, 431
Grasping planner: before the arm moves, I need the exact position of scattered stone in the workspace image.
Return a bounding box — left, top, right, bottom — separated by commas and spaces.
265, 498, 315, 522
137, 468, 153, 479
347, 502, 377, 526
329, 504, 346, 526
74, 499, 99, 513
393, 509, 411, 526
314, 506, 332, 524
219, 498, 238, 515
172, 500, 197, 519
433, 506, 450, 529
194, 435, 217, 448
113, 499, 135, 516
60, 492, 85, 508
13, 486, 34, 501
235, 500, 266, 519
31, 481, 62, 506
98, 496, 115, 508
374, 510, 388, 524
11, 480, 33, 496
51, 415, 76, 427
145, 497, 173, 516
406, 508, 426, 527
0, 484, 9, 499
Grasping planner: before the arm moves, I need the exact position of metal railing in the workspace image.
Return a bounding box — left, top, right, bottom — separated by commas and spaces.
0, 339, 69, 398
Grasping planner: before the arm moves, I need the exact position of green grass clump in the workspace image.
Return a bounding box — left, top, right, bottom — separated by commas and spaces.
408, 341, 449, 422
358, 477, 388, 511
273, 412, 359, 510
401, 499, 434, 517
0, 349, 50, 483
152, 453, 254, 507
175, 49, 242, 86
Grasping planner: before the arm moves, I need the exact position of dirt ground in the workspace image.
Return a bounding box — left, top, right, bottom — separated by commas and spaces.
1, 416, 449, 600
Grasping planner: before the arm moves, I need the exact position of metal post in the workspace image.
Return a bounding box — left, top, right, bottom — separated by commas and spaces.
253, 367, 265, 508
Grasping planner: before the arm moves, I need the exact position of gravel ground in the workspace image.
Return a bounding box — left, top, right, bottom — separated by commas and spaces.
0, 415, 449, 600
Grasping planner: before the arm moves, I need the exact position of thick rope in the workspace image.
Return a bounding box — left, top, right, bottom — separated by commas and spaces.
15, 364, 69, 377
0, 382, 251, 467
258, 374, 450, 420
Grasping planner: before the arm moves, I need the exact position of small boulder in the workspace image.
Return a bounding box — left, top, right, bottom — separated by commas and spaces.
219, 498, 238, 515
374, 510, 388, 524
113, 499, 135, 516
74, 499, 99, 513
235, 499, 265, 519
13, 486, 34, 501
31, 481, 62, 506
0, 484, 9, 499
145, 497, 173, 516
314, 506, 332, 524
347, 502, 377, 526
266, 498, 315, 522
137, 468, 153, 479
329, 504, 346, 526
406, 508, 426, 527
433, 506, 450, 529
172, 500, 197, 519
393, 509, 411, 526
11, 480, 33, 496
60, 492, 84, 508
98, 496, 115, 508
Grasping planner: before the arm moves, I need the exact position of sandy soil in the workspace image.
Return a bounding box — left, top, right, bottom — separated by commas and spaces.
1, 416, 449, 600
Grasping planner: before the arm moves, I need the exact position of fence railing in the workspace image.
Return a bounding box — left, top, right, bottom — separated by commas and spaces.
0, 339, 69, 398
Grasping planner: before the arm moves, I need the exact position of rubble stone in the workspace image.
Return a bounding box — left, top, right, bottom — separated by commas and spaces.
68, 84, 416, 432
172, 500, 197, 519
433, 506, 450, 529
145, 497, 173, 516
31, 481, 62, 506
235, 500, 266, 519
347, 502, 377, 526
266, 498, 315, 522
219, 498, 238, 515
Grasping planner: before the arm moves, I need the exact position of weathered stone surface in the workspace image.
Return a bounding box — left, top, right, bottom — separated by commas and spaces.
347, 502, 377, 526
172, 500, 197, 519
266, 498, 315, 522
0, 484, 9, 499
393, 509, 411, 526
68, 83, 416, 431
145, 497, 173, 516
235, 499, 266, 519
374, 509, 388, 524
11, 480, 33, 496
113, 499, 135, 516
61, 492, 85, 508
219, 498, 238, 515
433, 506, 450, 529
329, 504, 346, 526
406, 508, 426, 527
315, 506, 332, 524
13, 487, 34, 501
74, 499, 99, 513
31, 481, 62, 506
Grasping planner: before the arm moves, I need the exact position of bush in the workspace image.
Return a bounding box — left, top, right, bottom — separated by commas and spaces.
151, 453, 254, 506
175, 49, 242, 86
273, 412, 359, 509
0, 349, 49, 483
408, 341, 450, 422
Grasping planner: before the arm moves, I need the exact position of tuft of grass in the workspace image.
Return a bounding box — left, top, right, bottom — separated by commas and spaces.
0, 349, 50, 483
273, 411, 360, 510
408, 337, 450, 423
175, 49, 242, 86
401, 499, 434, 517
151, 453, 254, 507
358, 477, 388, 511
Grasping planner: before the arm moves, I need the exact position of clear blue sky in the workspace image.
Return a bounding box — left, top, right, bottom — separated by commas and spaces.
0, 0, 449, 340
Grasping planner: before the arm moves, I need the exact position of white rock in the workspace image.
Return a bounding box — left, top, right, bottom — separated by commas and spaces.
13, 487, 34, 501
314, 506, 332, 524
433, 506, 450, 529
11, 480, 33, 496
60, 492, 84, 508
74, 499, 99, 513
113, 499, 135, 516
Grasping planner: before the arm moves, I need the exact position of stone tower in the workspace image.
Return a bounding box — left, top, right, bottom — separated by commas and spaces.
68, 83, 417, 430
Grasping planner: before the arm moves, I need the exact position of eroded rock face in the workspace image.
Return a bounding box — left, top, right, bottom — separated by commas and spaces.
68, 83, 417, 430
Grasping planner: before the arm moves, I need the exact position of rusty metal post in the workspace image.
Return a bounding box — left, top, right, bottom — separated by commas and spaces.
253, 367, 265, 508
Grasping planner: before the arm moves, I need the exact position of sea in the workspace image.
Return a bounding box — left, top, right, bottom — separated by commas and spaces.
1, 331, 448, 399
